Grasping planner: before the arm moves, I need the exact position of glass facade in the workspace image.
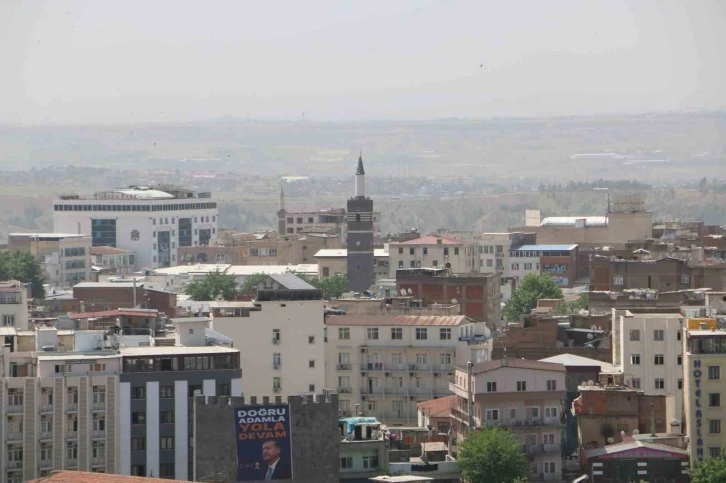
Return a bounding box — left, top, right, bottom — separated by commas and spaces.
91, 219, 117, 247
179, 218, 192, 247
158, 231, 171, 268
199, 228, 211, 246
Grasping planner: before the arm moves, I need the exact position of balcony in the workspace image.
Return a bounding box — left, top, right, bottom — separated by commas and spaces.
336, 363, 352, 371
92, 401, 106, 411
40, 431, 53, 441
66, 403, 78, 412
483, 418, 563, 429
8, 460, 22, 469
7, 404, 23, 414
526, 443, 561, 454
40, 404, 53, 413
360, 363, 384, 371
67, 431, 78, 439
92, 430, 106, 439
458, 334, 492, 343
91, 457, 106, 466
337, 387, 352, 394
39, 459, 52, 468
7, 432, 23, 441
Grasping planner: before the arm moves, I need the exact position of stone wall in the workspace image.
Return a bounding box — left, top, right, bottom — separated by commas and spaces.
194, 391, 340, 483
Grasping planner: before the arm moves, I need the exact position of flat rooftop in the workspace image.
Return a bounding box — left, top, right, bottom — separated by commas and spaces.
10, 233, 90, 240
119, 346, 238, 356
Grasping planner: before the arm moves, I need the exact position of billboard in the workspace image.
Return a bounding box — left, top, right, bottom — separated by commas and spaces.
234, 404, 293, 481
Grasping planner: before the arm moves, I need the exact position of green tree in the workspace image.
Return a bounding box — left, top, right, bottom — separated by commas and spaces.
239, 273, 270, 295
554, 293, 588, 314
503, 273, 563, 321
691, 451, 726, 483
0, 250, 45, 298
305, 273, 348, 299
456, 427, 528, 483
184, 270, 239, 301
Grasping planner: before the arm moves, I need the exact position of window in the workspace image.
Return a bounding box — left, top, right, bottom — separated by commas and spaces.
654, 354, 664, 365
440, 353, 452, 365
655, 378, 665, 390
160, 386, 174, 398
338, 352, 350, 364
444, 247, 449, 256
367, 400, 378, 411
614, 275, 624, 286
273, 353, 281, 367
132, 412, 146, 425
511, 263, 520, 270
308, 335, 315, 344
678, 379, 683, 390
677, 330, 682, 341
2, 314, 15, 326
423, 247, 428, 255
524, 263, 532, 270
416, 353, 427, 365
545, 407, 558, 419
92, 440, 105, 459
341, 457, 353, 469
632, 378, 641, 389
161, 436, 174, 450
487, 382, 497, 392
132, 437, 146, 451
92, 386, 106, 404
517, 381, 527, 391
416, 328, 427, 340
486, 259, 493, 267
362, 455, 379, 469
391, 328, 402, 340
485, 409, 499, 421
709, 393, 721, 407
309, 384, 315, 392
392, 354, 403, 366
272, 329, 281, 342
93, 414, 105, 431
709, 420, 722, 434
677, 354, 682, 365
131, 387, 145, 400
160, 411, 174, 424
631, 354, 641, 365
217, 383, 231, 396
710, 447, 722, 458
273, 377, 281, 391
131, 465, 146, 476
440, 328, 452, 340
398, 261, 403, 268
654, 329, 664, 341
322, 267, 330, 277
681, 274, 690, 285
309, 360, 316, 368
160, 463, 175, 479
544, 462, 557, 474
629, 329, 640, 341
709, 366, 721, 380
67, 440, 78, 460
367, 328, 379, 340
409, 247, 415, 255
338, 328, 350, 340
546, 380, 557, 391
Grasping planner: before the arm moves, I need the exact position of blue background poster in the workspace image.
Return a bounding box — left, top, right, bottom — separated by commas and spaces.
234, 404, 293, 481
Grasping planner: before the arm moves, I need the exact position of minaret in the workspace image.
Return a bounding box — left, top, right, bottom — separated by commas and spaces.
277, 182, 287, 235
346, 153, 375, 292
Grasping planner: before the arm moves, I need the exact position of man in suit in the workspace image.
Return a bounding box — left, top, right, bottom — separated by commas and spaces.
261, 440, 291, 480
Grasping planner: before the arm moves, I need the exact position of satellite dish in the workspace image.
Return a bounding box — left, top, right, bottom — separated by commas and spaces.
632, 429, 640, 435
587, 380, 595, 386
451, 298, 458, 305
407, 288, 412, 295
607, 437, 614, 444
591, 325, 598, 331
445, 263, 451, 269
587, 333, 594, 340
400, 289, 407, 296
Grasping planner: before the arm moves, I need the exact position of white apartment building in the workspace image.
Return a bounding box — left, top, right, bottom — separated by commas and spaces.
613, 310, 685, 421
449, 358, 566, 482
8, 233, 92, 288
52, 185, 218, 270
0, 281, 29, 331
325, 314, 492, 425
477, 232, 537, 275
209, 290, 326, 399
388, 236, 476, 277
0, 326, 241, 482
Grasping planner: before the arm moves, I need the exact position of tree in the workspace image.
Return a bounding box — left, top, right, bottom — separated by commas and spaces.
185, 270, 239, 301
503, 273, 563, 321
303, 273, 348, 299
0, 250, 45, 298
239, 273, 270, 295
554, 293, 588, 315
456, 427, 528, 483
691, 451, 726, 483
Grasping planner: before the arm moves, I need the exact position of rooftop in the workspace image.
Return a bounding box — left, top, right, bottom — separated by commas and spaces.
539, 354, 616, 372
10, 233, 90, 240
540, 216, 608, 227
70, 309, 158, 320
464, 358, 566, 374
395, 235, 463, 246
208, 301, 257, 308
119, 345, 238, 356
91, 246, 134, 255
28, 470, 191, 483
73, 281, 143, 289
314, 248, 347, 258
417, 395, 455, 418
514, 244, 578, 251
154, 264, 231, 275
267, 273, 317, 290
325, 315, 470, 327
224, 264, 318, 276
583, 440, 688, 459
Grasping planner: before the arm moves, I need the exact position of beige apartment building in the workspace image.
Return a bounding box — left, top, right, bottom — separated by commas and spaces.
683, 324, 726, 463
209, 287, 326, 399
0, 281, 29, 331
8, 233, 92, 288
325, 314, 492, 426
388, 236, 477, 277
450, 358, 567, 482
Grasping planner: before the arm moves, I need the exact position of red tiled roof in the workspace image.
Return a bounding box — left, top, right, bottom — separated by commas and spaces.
395, 236, 463, 246
325, 315, 469, 327
28, 471, 189, 483
461, 358, 566, 374
417, 395, 455, 417
91, 246, 133, 255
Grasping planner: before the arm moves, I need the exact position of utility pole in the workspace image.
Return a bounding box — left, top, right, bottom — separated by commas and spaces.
466, 361, 474, 432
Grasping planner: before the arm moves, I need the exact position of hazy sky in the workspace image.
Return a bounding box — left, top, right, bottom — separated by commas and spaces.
1, 0, 724, 124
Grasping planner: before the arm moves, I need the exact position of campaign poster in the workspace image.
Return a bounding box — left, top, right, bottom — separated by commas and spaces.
234, 404, 293, 481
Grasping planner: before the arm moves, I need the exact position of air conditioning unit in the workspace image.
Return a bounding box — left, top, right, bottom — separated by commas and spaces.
273, 387, 281, 393
272, 339, 280, 345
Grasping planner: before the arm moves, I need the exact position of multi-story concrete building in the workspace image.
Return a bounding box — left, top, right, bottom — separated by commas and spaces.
509, 244, 578, 288
396, 268, 501, 328
52, 185, 218, 270
612, 310, 685, 424
90, 246, 135, 275
347, 156, 375, 292
313, 247, 389, 281
590, 257, 691, 292
209, 288, 326, 399
450, 358, 566, 482
478, 232, 537, 275
389, 236, 476, 277
325, 314, 491, 425
8, 233, 92, 288
0, 281, 29, 331
0, 325, 241, 482
683, 322, 726, 463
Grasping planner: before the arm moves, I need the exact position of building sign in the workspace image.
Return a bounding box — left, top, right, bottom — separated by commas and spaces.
234, 405, 293, 481
95, 191, 138, 200
693, 359, 704, 460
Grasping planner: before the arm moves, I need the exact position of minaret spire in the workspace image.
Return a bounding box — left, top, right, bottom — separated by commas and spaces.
279, 182, 285, 211
355, 152, 366, 197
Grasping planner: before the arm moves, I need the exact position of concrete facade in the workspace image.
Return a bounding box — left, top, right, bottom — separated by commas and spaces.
193, 392, 340, 483
389, 236, 477, 277
0, 281, 29, 331
590, 257, 691, 292
8, 233, 93, 288
347, 156, 375, 292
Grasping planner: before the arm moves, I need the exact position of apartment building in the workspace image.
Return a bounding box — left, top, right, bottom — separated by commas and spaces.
509, 244, 578, 288
313, 248, 389, 280
0, 326, 241, 482
590, 257, 691, 292
612, 310, 685, 419
0, 281, 29, 331
209, 287, 326, 399
388, 236, 476, 277
8, 233, 92, 288
449, 358, 566, 482
53, 185, 218, 270
91, 246, 135, 275
683, 323, 726, 463
478, 232, 537, 275
325, 314, 491, 426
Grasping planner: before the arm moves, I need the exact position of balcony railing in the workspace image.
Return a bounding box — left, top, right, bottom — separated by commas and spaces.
336, 363, 352, 370
361, 363, 384, 371
40, 404, 53, 413
7, 404, 23, 414
91, 457, 106, 466
8, 460, 22, 469
40, 431, 53, 440
337, 387, 352, 394
7, 432, 23, 441
66, 403, 78, 412
39, 459, 52, 468
92, 430, 106, 439
458, 334, 492, 342
91, 401, 106, 411
67, 431, 78, 439
484, 418, 563, 428
526, 443, 561, 454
